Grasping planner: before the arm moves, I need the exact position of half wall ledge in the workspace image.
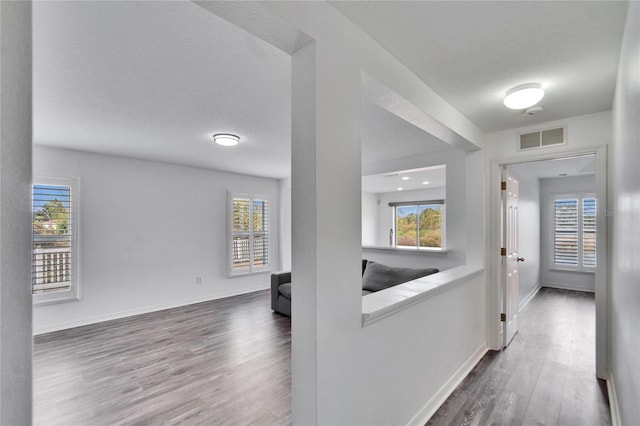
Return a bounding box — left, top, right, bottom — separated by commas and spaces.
361, 265, 484, 326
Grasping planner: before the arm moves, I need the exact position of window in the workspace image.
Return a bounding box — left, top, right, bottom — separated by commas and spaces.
32, 177, 79, 304
390, 200, 445, 250
553, 194, 596, 271
229, 193, 269, 275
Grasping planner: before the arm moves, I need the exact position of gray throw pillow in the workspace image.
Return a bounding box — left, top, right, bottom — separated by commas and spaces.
362, 261, 439, 292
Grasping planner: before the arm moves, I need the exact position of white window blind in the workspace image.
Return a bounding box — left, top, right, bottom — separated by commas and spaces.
230, 195, 269, 274
554, 198, 578, 266
553, 195, 596, 270
32, 179, 79, 302
583, 198, 597, 268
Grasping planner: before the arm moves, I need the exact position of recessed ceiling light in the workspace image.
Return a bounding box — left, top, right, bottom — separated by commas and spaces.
401, 176, 410, 181
422, 181, 430, 185
397, 187, 403, 191
213, 133, 240, 147
503, 83, 545, 110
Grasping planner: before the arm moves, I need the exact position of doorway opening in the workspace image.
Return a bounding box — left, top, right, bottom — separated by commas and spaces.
491, 147, 607, 379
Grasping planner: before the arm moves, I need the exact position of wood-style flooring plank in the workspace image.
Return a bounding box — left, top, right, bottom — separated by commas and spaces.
35, 286, 610, 426
34, 289, 291, 426
427, 287, 611, 426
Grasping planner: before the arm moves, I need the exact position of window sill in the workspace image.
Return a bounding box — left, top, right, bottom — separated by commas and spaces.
228, 269, 271, 279
362, 246, 448, 254
361, 265, 484, 326
33, 292, 79, 306
549, 268, 596, 274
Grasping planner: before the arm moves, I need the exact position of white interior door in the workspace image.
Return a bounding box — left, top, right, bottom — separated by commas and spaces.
502, 170, 520, 348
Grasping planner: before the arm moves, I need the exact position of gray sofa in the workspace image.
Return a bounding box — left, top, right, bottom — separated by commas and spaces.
271, 259, 439, 317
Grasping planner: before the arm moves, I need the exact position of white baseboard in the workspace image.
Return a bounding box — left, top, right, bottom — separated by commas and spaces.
541, 282, 595, 293
33, 285, 269, 335
607, 373, 622, 426
408, 343, 488, 426
518, 282, 541, 312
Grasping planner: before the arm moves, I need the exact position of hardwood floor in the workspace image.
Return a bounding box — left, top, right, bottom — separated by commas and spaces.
427, 287, 611, 426
35, 287, 609, 425
34, 290, 291, 425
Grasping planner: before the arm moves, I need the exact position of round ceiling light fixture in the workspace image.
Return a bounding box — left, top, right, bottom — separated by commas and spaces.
503, 83, 545, 110
213, 133, 240, 147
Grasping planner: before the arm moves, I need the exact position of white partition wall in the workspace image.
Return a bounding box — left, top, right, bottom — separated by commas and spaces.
275, 2, 488, 423
0, 1, 33, 423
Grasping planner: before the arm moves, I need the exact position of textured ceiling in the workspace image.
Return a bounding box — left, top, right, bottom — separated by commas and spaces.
33, 1, 458, 180
362, 165, 446, 194
33, 1, 292, 179
508, 155, 596, 180
331, 1, 628, 133
34, 1, 628, 180
361, 102, 452, 169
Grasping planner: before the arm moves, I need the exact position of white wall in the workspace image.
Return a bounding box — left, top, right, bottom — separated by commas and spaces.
33, 147, 280, 334
361, 191, 378, 247
279, 178, 292, 271
265, 2, 487, 423
610, 2, 640, 424
539, 175, 596, 292
357, 273, 486, 425
485, 111, 612, 160
0, 2, 33, 423
506, 165, 541, 309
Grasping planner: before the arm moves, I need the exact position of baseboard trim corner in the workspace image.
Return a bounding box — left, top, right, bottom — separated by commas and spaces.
607, 373, 622, 426
408, 343, 488, 426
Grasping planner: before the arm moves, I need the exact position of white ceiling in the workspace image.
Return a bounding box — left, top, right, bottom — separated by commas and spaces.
33, 1, 292, 179
361, 101, 452, 168
33, 1, 628, 180
331, 1, 629, 133
362, 165, 446, 194
508, 155, 595, 180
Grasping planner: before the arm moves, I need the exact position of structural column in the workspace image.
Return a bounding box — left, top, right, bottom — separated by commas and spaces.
291, 41, 363, 424
0, 1, 33, 424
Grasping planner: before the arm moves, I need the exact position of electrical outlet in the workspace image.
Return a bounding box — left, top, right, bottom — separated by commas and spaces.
196, 277, 202, 285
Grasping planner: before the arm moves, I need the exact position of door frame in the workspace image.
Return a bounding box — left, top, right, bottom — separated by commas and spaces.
487, 144, 608, 379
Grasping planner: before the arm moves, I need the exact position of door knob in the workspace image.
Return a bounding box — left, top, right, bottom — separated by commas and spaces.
517, 257, 525, 262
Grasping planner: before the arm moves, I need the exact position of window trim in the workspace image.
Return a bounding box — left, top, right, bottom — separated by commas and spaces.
32, 176, 80, 305
550, 192, 596, 273
228, 192, 271, 277
390, 200, 446, 251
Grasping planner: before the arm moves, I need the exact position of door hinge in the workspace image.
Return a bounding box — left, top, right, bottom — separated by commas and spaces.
500, 313, 506, 322
501, 181, 507, 190
501, 247, 506, 256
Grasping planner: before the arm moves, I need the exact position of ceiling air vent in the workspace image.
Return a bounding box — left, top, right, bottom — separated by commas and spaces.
519, 127, 566, 151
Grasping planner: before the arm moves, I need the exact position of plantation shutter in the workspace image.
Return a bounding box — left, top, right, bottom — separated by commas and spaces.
582, 198, 597, 267
232, 197, 251, 270
253, 199, 269, 267
554, 199, 579, 266
32, 184, 73, 294
231, 195, 269, 273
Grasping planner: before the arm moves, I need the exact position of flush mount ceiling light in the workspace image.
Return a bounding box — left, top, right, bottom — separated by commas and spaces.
213, 133, 240, 147
503, 83, 545, 110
